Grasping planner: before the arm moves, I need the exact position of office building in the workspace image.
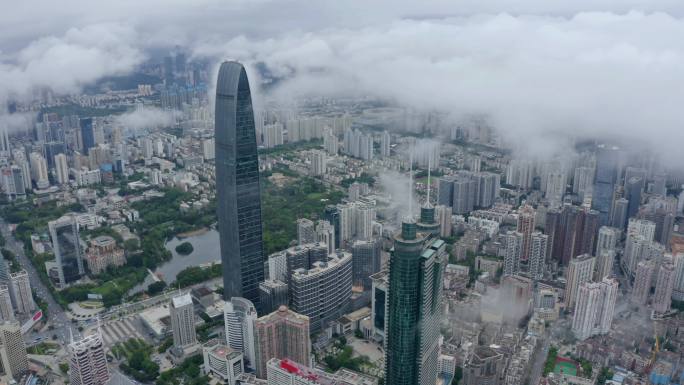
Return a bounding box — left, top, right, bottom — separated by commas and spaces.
592, 146, 620, 226
610, 197, 629, 230
324, 205, 341, 249
564, 254, 596, 309
571, 277, 618, 340
80, 118, 95, 154
203, 339, 244, 385
254, 306, 311, 379
385, 219, 446, 385
215, 61, 265, 307
370, 271, 388, 341
68, 330, 109, 385
0, 286, 13, 321
653, 260, 675, 313
290, 252, 352, 332
351, 240, 382, 290
297, 219, 315, 245
625, 176, 645, 219
170, 293, 197, 349
0, 321, 28, 381
49, 215, 85, 287
9, 270, 34, 314
224, 297, 257, 370
259, 280, 288, 315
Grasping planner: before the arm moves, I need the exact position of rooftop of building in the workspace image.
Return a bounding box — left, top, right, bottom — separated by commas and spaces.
172, 293, 193, 308
90, 235, 116, 246
205, 340, 242, 361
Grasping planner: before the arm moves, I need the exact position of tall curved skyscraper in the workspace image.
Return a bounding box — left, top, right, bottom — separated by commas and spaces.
215, 61, 264, 307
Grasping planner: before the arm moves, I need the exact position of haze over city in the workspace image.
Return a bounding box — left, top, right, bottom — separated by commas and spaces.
0, 1, 682, 385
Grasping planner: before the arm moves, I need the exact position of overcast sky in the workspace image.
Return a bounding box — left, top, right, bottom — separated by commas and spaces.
2, 0, 683, 163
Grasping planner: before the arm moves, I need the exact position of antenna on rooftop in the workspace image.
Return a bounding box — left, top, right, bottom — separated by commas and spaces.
426, 158, 431, 207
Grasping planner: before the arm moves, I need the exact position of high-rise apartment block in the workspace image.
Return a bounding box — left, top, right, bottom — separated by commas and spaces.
653, 259, 676, 313
544, 205, 599, 265
565, 254, 596, 309
631, 259, 655, 305
572, 277, 618, 340
0, 285, 14, 321
438, 172, 500, 215
290, 252, 352, 332
516, 205, 536, 261
297, 219, 315, 245
254, 306, 311, 379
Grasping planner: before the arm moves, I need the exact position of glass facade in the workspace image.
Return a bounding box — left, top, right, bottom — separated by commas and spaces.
80, 118, 94, 154
215, 62, 265, 309
49, 216, 84, 287
385, 221, 445, 385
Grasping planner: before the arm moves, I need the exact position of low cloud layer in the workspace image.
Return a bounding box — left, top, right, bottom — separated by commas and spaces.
2, 1, 683, 164
114, 108, 177, 133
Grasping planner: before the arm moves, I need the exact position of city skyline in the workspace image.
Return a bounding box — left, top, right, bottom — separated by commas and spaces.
0, 2, 684, 385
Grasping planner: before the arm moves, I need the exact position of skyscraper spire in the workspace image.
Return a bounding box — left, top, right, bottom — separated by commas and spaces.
405, 149, 415, 224
426, 158, 432, 208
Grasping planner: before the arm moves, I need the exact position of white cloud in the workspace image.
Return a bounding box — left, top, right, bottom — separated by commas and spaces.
1, 1, 684, 163
0, 23, 143, 101
114, 108, 177, 132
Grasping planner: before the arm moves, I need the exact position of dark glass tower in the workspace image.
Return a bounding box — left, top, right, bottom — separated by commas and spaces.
592, 146, 620, 226
215, 61, 265, 308
385, 220, 445, 385
80, 118, 94, 155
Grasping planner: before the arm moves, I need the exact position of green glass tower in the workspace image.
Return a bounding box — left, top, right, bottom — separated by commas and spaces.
385, 219, 446, 385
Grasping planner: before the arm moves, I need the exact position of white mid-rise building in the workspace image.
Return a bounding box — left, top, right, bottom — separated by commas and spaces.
170, 293, 197, 349
224, 297, 257, 370
203, 339, 244, 385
